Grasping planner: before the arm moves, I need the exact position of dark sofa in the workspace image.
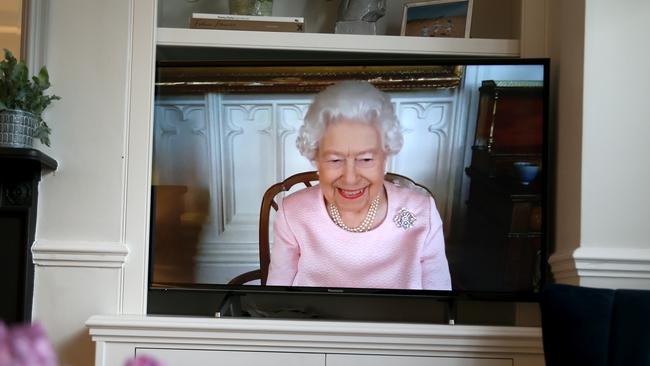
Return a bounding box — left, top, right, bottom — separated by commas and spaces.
540, 283, 650, 366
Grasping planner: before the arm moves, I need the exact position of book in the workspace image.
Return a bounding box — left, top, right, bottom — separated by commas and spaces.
190, 13, 305, 33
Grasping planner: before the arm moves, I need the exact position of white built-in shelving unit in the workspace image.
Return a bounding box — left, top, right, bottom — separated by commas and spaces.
156, 27, 520, 56
155, 0, 538, 57
87, 0, 547, 365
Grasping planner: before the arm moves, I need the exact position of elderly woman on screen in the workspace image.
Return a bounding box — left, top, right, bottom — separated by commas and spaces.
267, 80, 451, 291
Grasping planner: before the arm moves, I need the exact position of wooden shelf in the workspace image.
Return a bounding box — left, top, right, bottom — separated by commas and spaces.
157, 27, 520, 57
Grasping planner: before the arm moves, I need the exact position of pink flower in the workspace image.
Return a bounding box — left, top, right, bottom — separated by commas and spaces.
125, 355, 164, 366
0, 321, 58, 366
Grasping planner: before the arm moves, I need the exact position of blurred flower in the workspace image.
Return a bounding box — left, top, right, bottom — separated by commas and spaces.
0, 322, 162, 366
0, 321, 58, 366
125, 355, 164, 366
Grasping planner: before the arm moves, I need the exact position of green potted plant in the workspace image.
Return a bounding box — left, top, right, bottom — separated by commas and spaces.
0, 48, 60, 148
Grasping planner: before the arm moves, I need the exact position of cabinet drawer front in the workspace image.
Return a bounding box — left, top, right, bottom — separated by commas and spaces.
327, 354, 512, 366
136, 348, 325, 366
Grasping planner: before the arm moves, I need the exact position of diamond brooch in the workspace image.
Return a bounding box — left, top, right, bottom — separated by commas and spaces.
394, 208, 416, 230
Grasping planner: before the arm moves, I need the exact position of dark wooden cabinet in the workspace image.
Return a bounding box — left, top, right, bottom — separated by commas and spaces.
150, 185, 201, 285
465, 80, 544, 292
473, 80, 544, 153
0, 148, 57, 323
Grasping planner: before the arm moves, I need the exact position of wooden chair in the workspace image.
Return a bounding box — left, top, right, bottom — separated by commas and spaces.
228, 171, 432, 285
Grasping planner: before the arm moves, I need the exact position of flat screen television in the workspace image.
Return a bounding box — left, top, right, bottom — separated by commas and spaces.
147, 49, 552, 321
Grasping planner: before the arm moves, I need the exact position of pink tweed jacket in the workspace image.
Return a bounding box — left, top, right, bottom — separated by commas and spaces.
267, 181, 452, 290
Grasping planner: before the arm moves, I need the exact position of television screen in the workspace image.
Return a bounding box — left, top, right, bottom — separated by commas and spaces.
148, 52, 550, 312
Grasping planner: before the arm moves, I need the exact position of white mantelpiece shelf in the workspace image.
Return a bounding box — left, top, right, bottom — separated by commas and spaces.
157, 27, 520, 56
87, 315, 544, 366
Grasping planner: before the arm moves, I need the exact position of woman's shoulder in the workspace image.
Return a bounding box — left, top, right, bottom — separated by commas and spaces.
278, 185, 323, 222
281, 184, 322, 208
385, 180, 432, 206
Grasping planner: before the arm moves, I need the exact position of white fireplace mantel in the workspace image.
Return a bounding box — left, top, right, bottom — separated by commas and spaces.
86, 314, 544, 366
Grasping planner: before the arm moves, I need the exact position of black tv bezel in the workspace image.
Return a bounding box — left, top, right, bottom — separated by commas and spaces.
147, 55, 553, 315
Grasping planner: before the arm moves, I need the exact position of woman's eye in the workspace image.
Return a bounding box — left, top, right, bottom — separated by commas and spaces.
356, 157, 375, 167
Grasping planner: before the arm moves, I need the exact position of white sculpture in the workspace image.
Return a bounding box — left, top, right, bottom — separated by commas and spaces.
335, 0, 386, 35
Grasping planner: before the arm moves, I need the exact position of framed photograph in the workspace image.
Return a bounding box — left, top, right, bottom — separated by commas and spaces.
401, 0, 473, 38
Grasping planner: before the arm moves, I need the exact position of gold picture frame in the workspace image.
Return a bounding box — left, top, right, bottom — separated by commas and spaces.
400, 0, 473, 38
155, 64, 464, 94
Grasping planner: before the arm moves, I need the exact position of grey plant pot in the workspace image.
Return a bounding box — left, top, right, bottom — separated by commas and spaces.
0, 109, 38, 148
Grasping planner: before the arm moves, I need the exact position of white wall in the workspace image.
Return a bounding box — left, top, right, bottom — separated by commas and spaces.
577, 0, 650, 288
35, 3, 128, 242
547, 0, 650, 288
581, 1, 650, 249
31, 0, 131, 365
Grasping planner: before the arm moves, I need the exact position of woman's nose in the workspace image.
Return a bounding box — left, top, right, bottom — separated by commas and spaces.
343, 160, 358, 184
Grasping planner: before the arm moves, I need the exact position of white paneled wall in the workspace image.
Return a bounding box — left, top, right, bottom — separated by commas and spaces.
392, 91, 461, 230
154, 90, 466, 283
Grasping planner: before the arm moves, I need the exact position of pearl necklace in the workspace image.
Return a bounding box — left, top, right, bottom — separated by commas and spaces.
327, 194, 381, 233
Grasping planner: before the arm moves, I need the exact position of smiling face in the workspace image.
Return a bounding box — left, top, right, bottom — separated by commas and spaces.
315, 119, 387, 217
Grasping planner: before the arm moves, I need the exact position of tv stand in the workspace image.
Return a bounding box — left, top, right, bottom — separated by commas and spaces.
446, 298, 458, 325
217, 292, 323, 319
216, 292, 244, 318
215, 291, 462, 325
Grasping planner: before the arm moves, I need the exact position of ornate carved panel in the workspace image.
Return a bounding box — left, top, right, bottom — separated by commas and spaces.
222, 103, 274, 226
153, 97, 211, 215
2, 182, 32, 207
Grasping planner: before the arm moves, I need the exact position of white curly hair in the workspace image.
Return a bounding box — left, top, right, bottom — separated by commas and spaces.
296, 80, 403, 161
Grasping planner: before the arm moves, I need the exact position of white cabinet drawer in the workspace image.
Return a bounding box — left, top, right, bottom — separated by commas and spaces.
327, 354, 512, 366
136, 348, 325, 366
